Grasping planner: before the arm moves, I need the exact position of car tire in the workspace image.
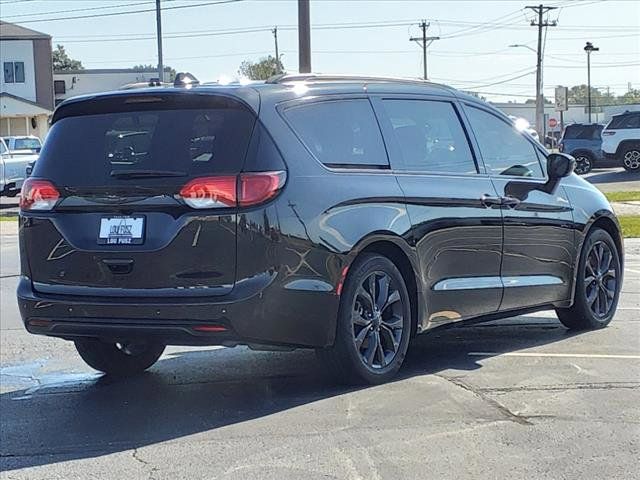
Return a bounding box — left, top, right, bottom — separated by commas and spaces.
556, 228, 621, 330
316, 253, 412, 385
75, 339, 165, 377
622, 145, 640, 171
571, 151, 593, 175
6, 190, 19, 198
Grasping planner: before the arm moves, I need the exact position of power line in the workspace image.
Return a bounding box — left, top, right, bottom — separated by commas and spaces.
1, 1, 156, 19
13, 0, 242, 24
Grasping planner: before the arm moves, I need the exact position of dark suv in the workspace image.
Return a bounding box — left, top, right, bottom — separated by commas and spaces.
559, 123, 604, 174
18, 74, 624, 384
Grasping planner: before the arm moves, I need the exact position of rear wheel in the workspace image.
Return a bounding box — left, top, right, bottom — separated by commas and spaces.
317, 253, 411, 385
572, 152, 593, 175
556, 228, 621, 330
75, 339, 165, 377
622, 145, 640, 171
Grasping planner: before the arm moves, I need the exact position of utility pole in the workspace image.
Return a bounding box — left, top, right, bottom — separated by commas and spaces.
298, 0, 311, 73
272, 27, 280, 74
156, 0, 164, 83
584, 41, 599, 123
526, 4, 556, 138
410, 20, 439, 80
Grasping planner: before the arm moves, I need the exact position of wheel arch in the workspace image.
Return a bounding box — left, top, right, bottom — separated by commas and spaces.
567, 211, 624, 307
616, 139, 640, 156
350, 235, 421, 338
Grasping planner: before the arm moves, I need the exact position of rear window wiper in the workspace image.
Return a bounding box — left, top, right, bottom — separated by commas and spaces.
110, 169, 187, 179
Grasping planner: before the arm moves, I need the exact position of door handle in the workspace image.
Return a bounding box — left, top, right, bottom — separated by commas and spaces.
480, 194, 502, 208
501, 196, 521, 209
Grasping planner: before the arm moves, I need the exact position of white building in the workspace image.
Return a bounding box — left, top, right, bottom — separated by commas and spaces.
54, 69, 161, 105
0, 21, 54, 140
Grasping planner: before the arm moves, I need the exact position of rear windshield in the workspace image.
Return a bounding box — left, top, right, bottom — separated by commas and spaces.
14, 138, 41, 150
34, 101, 255, 187
563, 125, 602, 140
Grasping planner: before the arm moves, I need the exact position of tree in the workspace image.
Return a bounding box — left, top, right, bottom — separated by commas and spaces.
52, 44, 83, 71
132, 64, 177, 82
567, 84, 603, 105
238, 56, 284, 80
618, 89, 640, 105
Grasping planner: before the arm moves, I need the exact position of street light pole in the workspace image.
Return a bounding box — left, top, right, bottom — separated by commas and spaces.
584, 42, 599, 123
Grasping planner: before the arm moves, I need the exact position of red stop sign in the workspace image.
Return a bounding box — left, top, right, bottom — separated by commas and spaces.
548, 118, 558, 128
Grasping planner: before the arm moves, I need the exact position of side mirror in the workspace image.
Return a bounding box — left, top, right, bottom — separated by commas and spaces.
505, 152, 575, 201
547, 153, 575, 179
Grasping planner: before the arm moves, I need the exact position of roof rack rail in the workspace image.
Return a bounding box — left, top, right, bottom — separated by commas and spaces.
265, 73, 448, 87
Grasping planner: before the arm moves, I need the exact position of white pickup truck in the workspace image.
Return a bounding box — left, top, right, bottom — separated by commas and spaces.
1, 138, 38, 197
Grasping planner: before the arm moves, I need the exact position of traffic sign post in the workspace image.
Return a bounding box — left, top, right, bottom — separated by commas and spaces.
555, 86, 568, 132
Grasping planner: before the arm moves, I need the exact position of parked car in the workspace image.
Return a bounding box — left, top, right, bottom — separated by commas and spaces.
509, 115, 540, 143
559, 123, 604, 174
2, 135, 42, 154
0, 137, 38, 197
601, 110, 640, 171
18, 74, 624, 384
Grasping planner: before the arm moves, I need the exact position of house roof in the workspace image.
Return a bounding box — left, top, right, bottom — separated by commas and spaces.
1, 92, 53, 116
0, 21, 51, 40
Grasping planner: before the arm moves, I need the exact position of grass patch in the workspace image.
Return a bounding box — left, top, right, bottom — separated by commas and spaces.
619, 215, 640, 238
0, 215, 18, 221
604, 191, 640, 202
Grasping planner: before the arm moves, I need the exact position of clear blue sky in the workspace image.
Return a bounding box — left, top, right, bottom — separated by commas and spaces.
2, 0, 639, 101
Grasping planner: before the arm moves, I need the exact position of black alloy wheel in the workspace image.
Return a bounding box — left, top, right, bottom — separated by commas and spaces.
317, 253, 411, 384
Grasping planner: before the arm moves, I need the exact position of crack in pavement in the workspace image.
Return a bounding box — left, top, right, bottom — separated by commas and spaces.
479, 382, 640, 393
435, 374, 533, 426
132, 448, 159, 480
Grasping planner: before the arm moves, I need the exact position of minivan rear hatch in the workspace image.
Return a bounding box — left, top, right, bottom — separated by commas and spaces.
23, 91, 257, 297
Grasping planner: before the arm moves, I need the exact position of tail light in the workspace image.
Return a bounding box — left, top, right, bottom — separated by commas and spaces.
239, 171, 286, 207
179, 171, 286, 209
20, 179, 60, 211
602, 131, 616, 136
179, 176, 237, 209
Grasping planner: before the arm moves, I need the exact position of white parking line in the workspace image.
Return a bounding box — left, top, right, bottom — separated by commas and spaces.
468, 352, 640, 359
625, 268, 640, 274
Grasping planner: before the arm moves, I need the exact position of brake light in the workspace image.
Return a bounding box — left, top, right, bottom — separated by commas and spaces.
179, 171, 286, 209
179, 176, 237, 209
239, 171, 286, 207
20, 179, 60, 211
602, 131, 616, 136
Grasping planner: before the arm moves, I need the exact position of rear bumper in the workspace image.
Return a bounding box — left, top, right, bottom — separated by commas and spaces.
17, 275, 340, 348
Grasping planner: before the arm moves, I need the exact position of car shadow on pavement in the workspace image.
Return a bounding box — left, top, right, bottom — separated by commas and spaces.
585, 169, 640, 184
0, 314, 579, 471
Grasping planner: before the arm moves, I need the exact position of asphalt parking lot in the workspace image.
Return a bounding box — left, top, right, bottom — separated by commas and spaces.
0, 218, 638, 480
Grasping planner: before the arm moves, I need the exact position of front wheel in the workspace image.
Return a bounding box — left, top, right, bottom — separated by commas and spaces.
75, 339, 165, 377
317, 253, 412, 385
622, 146, 640, 171
556, 228, 621, 330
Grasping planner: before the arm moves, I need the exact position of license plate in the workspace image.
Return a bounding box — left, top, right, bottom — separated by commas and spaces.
98, 216, 145, 245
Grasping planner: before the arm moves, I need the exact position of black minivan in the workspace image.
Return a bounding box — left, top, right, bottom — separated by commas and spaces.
18, 74, 623, 384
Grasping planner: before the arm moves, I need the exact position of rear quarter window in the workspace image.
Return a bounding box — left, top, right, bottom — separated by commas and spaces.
607, 114, 640, 130
283, 99, 389, 169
